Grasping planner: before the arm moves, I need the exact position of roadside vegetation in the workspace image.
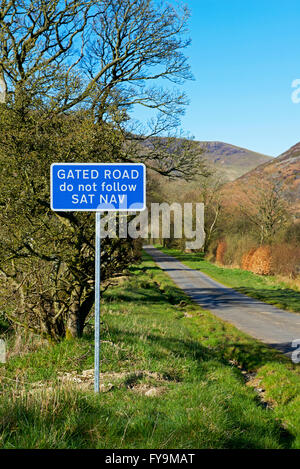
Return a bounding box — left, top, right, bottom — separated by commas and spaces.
0, 0, 206, 342
148, 170, 300, 314
157, 247, 300, 313
0, 0, 299, 452
150, 171, 300, 285
1, 253, 300, 449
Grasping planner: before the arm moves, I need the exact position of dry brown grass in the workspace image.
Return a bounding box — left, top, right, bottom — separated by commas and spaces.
241, 248, 257, 271
245, 246, 272, 275
6, 329, 48, 361
270, 243, 300, 278
216, 240, 227, 264
240, 243, 300, 278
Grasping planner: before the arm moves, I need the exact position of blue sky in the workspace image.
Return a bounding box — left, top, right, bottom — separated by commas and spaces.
135, 0, 300, 156
182, 0, 300, 156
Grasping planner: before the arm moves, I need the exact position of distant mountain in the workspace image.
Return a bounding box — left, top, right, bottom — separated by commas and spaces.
138, 137, 272, 181
226, 142, 300, 218
198, 141, 272, 181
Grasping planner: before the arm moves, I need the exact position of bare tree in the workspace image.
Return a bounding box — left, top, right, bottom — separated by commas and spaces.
200, 176, 224, 251
83, 0, 192, 118
239, 181, 288, 244
0, 0, 203, 340
0, 0, 192, 119
0, 0, 94, 111
0, 0, 204, 177
182, 175, 223, 251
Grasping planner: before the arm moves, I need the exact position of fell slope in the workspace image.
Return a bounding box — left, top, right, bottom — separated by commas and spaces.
228, 142, 300, 217
199, 141, 272, 181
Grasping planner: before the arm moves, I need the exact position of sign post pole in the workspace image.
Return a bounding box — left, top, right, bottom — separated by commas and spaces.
94, 211, 101, 393
50, 163, 146, 394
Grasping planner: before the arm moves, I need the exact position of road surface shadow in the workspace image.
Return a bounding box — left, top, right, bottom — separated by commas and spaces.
144, 247, 300, 314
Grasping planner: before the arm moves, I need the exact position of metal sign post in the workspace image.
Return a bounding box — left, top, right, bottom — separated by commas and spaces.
50, 163, 146, 393
94, 211, 101, 393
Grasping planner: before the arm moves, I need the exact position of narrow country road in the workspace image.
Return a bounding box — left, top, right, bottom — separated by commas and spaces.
143, 246, 300, 359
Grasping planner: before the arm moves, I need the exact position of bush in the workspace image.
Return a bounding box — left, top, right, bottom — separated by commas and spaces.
206, 239, 218, 262
248, 246, 272, 275
241, 248, 257, 271
223, 234, 258, 267
270, 243, 300, 278
215, 240, 227, 264
284, 223, 300, 245
240, 243, 300, 277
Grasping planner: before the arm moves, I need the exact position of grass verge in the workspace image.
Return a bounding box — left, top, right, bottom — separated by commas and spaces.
157, 247, 300, 313
0, 252, 299, 449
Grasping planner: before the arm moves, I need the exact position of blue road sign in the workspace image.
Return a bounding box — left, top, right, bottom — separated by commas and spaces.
51, 163, 146, 211
50, 162, 146, 393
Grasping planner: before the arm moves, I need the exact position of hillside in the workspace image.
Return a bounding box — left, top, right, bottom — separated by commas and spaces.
199, 141, 272, 181
226, 142, 300, 217
140, 138, 272, 182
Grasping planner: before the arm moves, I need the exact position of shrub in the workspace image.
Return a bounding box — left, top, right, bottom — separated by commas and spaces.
241, 243, 300, 277
284, 223, 300, 244
270, 243, 300, 278
216, 240, 227, 264
223, 234, 258, 267
206, 239, 218, 262
248, 246, 272, 275
241, 248, 257, 271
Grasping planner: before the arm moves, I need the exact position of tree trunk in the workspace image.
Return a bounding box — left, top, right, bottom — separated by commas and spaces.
66, 286, 95, 339
66, 284, 83, 339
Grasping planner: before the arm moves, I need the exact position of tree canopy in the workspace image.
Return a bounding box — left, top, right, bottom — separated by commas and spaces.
0, 0, 205, 340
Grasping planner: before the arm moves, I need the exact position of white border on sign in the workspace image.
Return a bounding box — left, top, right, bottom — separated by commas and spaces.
50, 162, 147, 212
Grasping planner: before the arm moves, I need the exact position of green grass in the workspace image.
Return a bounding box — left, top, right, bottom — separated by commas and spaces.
158, 247, 300, 313
0, 253, 299, 449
